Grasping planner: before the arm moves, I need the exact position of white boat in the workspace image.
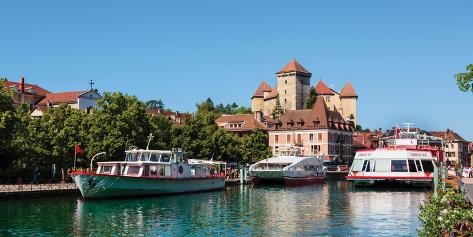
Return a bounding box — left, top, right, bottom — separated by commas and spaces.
346, 124, 440, 188
71, 148, 225, 198
249, 147, 325, 185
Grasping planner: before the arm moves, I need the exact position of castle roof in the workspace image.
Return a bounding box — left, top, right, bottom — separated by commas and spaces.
276, 59, 311, 75
340, 81, 357, 97
315, 80, 335, 95
270, 96, 354, 131
265, 86, 279, 100
252, 80, 272, 98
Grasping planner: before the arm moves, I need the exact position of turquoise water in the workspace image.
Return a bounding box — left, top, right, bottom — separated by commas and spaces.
0, 181, 428, 236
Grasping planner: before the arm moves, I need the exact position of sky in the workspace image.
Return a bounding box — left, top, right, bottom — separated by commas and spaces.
1, 1, 472, 140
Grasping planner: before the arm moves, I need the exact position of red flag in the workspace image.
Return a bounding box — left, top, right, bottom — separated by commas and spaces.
75, 144, 84, 155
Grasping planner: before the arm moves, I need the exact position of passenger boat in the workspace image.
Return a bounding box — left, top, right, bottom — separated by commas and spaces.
346, 124, 441, 188
71, 148, 226, 198
248, 147, 325, 186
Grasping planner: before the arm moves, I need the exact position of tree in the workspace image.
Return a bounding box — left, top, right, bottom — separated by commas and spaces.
271, 96, 284, 119
148, 114, 173, 150
304, 86, 318, 109
455, 64, 473, 93
0, 79, 15, 168
241, 129, 272, 163
145, 99, 164, 110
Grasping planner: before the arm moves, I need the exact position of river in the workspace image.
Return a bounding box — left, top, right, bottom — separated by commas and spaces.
0, 181, 429, 236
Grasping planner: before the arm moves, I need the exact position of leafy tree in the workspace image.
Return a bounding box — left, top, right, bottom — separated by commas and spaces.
455, 64, 473, 93
304, 86, 318, 109
148, 114, 173, 150
145, 99, 164, 110
241, 129, 272, 163
355, 124, 362, 132
271, 96, 284, 119
216, 102, 251, 115
0, 79, 15, 168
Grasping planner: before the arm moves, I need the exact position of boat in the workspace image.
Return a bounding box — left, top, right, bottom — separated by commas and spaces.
71, 148, 226, 198
248, 147, 325, 186
346, 123, 441, 188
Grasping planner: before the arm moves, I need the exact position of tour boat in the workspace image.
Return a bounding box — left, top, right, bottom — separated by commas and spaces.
71, 148, 226, 198
249, 147, 325, 186
346, 124, 441, 188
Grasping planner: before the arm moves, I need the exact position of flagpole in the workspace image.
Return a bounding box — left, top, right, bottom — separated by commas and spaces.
74, 143, 77, 170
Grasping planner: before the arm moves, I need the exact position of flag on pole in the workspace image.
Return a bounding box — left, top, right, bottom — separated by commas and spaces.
75, 144, 83, 155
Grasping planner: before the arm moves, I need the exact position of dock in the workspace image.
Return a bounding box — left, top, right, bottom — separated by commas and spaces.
0, 183, 80, 198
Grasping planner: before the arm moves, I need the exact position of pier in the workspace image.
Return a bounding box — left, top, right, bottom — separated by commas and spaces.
0, 183, 80, 198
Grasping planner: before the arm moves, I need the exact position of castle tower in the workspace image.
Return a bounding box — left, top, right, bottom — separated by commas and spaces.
275, 59, 311, 111
340, 81, 358, 125
251, 80, 272, 113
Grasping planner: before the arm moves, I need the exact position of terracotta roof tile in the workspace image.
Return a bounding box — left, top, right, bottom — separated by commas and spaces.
4, 81, 50, 96
276, 59, 311, 75
265, 86, 279, 100
37, 91, 87, 105
340, 81, 357, 97
252, 80, 272, 98
315, 80, 335, 95
430, 130, 467, 142
216, 114, 266, 131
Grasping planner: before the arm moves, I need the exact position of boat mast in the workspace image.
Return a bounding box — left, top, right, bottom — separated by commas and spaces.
146, 133, 154, 150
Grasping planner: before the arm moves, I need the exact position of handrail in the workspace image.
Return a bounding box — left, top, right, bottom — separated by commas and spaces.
90, 152, 106, 171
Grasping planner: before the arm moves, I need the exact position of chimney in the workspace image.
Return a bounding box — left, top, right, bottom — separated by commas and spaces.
19, 76, 25, 93
254, 111, 263, 123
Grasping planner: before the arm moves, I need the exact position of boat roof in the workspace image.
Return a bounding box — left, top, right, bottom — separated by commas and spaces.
188, 159, 226, 165
256, 156, 306, 164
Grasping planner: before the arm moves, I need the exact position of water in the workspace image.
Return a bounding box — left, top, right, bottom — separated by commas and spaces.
0, 181, 428, 236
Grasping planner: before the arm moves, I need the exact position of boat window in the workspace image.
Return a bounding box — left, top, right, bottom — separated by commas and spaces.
391, 160, 408, 172
408, 159, 417, 172
150, 165, 158, 176
143, 165, 150, 176
374, 159, 391, 172
101, 166, 113, 174
164, 165, 172, 176
160, 153, 171, 163
415, 160, 422, 171
421, 160, 434, 172
127, 166, 140, 175
149, 154, 159, 162
140, 153, 148, 161
351, 159, 364, 172
362, 160, 370, 172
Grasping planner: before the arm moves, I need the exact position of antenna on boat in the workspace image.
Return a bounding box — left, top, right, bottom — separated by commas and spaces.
146, 133, 154, 150
402, 122, 414, 133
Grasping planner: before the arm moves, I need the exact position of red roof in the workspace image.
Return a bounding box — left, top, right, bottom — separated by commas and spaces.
276, 59, 311, 75
430, 130, 467, 142
340, 81, 357, 97
4, 81, 50, 96
315, 80, 335, 95
265, 86, 279, 100
252, 80, 272, 98
216, 114, 266, 131
37, 91, 87, 105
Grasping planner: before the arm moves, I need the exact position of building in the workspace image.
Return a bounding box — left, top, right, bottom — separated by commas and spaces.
469, 142, 473, 167
352, 130, 381, 153
430, 130, 470, 165
267, 97, 355, 162
31, 90, 102, 117
3, 76, 101, 117
216, 114, 266, 136
146, 109, 193, 125
251, 59, 358, 125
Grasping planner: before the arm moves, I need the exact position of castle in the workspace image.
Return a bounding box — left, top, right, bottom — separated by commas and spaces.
251, 59, 358, 125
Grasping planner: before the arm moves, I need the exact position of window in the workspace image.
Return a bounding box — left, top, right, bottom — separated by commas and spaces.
284, 90, 287, 94
391, 160, 408, 172
160, 153, 171, 163
275, 145, 279, 154
297, 134, 302, 143
284, 99, 287, 103
351, 159, 364, 171
311, 145, 320, 154
127, 166, 141, 175
421, 160, 434, 173
408, 159, 417, 172
143, 165, 150, 176
362, 160, 370, 172
415, 160, 422, 171
164, 165, 172, 176
287, 134, 291, 143
150, 165, 158, 176
149, 154, 158, 162
318, 133, 322, 142
275, 135, 279, 143
309, 133, 314, 141
285, 80, 287, 84
101, 166, 112, 174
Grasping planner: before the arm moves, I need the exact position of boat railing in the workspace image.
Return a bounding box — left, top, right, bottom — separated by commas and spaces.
90, 152, 106, 171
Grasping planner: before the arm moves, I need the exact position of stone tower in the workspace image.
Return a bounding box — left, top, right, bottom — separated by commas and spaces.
251, 80, 272, 113
275, 59, 311, 111
339, 81, 358, 125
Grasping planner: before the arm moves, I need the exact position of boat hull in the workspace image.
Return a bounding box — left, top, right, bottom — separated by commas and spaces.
346, 176, 433, 188
72, 173, 225, 198
249, 170, 285, 185
284, 176, 325, 186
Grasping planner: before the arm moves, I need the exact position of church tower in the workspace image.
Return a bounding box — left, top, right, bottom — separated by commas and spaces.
340, 81, 358, 125
275, 59, 311, 111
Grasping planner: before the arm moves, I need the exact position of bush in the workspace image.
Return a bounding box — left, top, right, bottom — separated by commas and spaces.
418, 188, 473, 236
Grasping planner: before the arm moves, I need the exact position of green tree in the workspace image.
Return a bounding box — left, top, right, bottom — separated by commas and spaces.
145, 99, 164, 110
271, 96, 284, 119
241, 129, 272, 163
0, 79, 15, 168
148, 114, 173, 150
455, 64, 473, 93
304, 86, 318, 109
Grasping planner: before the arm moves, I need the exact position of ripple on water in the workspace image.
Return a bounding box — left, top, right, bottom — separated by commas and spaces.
0, 181, 428, 236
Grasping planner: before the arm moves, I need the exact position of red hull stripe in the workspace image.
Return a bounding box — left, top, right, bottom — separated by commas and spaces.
70, 171, 225, 180
346, 175, 433, 180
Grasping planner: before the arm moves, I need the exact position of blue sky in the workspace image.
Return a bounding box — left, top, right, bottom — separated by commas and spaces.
1, 1, 472, 140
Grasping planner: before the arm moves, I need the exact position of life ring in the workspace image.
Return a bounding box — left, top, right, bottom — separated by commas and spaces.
178, 166, 184, 174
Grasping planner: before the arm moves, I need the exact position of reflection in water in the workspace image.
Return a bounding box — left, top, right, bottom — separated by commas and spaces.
0, 181, 427, 236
